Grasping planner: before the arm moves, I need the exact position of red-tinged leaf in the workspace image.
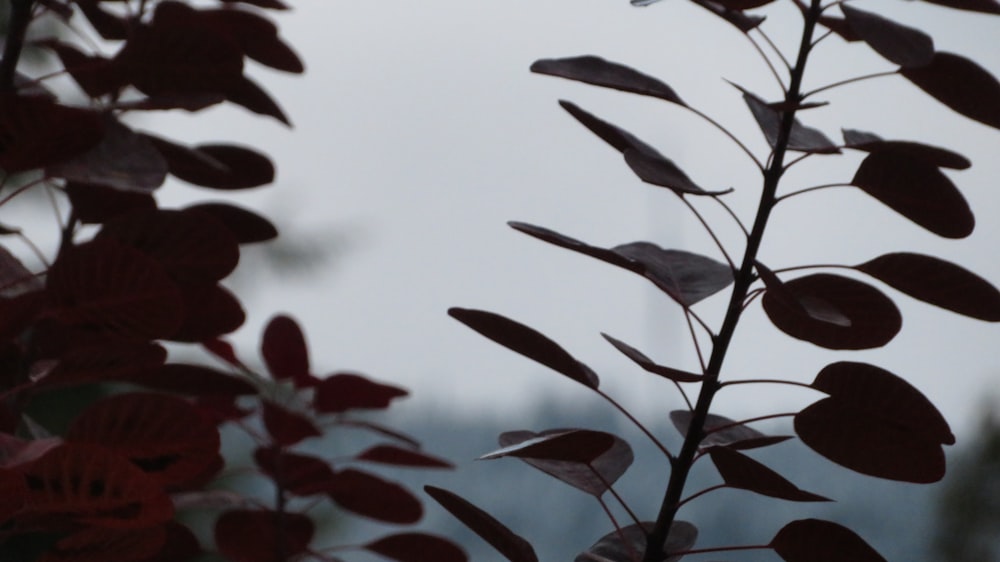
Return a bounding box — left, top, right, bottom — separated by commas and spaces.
0, 94, 105, 173
327, 469, 422, 523
221, 0, 290, 9
509, 222, 641, 272
314, 372, 409, 413
203, 8, 304, 73
736, 85, 839, 153
797, 361, 954, 483
122, 363, 256, 397
45, 237, 184, 339
115, 92, 226, 112
725, 435, 794, 451
357, 445, 453, 468
36, 340, 167, 388
575, 521, 697, 562
841, 5, 934, 68
39, 525, 166, 562
856, 252, 1000, 321
817, 15, 861, 41
918, 0, 1000, 13
624, 149, 732, 195
170, 283, 246, 342
670, 411, 770, 448
367, 533, 467, 562
202, 338, 247, 370
612, 243, 734, 306
761, 274, 901, 350
531, 56, 687, 106
0, 435, 62, 469
194, 395, 254, 424
262, 314, 310, 382
67, 392, 221, 488
711, 0, 774, 9
189, 144, 276, 189
424, 486, 539, 562
448, 308, 600, 389
339, 420, 420, 448
851, 150, 973, 238
842, 129, 971, 170
99, 209, 240, 283
708, 446, 830, 502
66, 182, 157, 225
771, 519, 886, 562
558, 101, 661, 156
691, 0, 765, 32
186, 202, 278, 243
901, 52, 1000, 130
0, 467, 26, 522
75, 0, 128, 40
48, 116, 167, 192
253, 447, 336, 496
143, 521, 203, 562
494, 430, 632, 496
19, 443, 174, 528
226, 75, 291, 125
261, 400, 321, 446
41, 40, 125, 98
215, 509, 314, 562
602, 334, 703, 382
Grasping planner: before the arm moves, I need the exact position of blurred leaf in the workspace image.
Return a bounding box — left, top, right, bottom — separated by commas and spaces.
215, 509, 313, 562
253, 447, 336, 496
917, 0, 1000, 16
771, 519, 886, 562
366, 533, 467, 562
425, 486, 539, 562
314, 372, 408, 413
261, 314, 310, 383
327, 469, 422, 523
0, 94, 105, 173
574, 521, 697, 562
841, 5, 934, 68
261, 400, 321, 447
357, 445, 453, 468
186, 202, 278, 244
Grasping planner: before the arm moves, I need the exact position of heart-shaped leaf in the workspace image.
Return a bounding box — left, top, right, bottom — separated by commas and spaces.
841, 5, 934, 68
602, 334, 703, 382
708, 446, 830, 502
425, 486, 539, 562
901, 52, 1000, 130
531, 56, 686, 106
842, 129, 971, 170
574, 521, 697, 562
771, 519, 886, 562
366, 533, 467, 562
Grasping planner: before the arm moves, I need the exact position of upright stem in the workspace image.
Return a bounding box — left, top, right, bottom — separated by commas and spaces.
0, 0, 35, 91
641, 3, 823, 560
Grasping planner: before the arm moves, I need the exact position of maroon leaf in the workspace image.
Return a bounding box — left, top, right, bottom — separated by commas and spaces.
0, 94, 105, 173
771, 519, 886, 562
327, 469, 422, 523
670, 411, 771, 448
202, 8, 304, 74
261, 400, 321, 446
817, 15, 861, 41
253, 447, 336, 496
711, 0, 775, 9
918, 0, 1000, 14
851, 149, 973, 238
0, 467, 26, 523
509, 222, 641, 273
602, 334, 703, 382
221, 0, 289, 8
558, 101, 661, 156
262, 314, 310, 383
761, 273, 901, 350
842, 129, 971, 169
170, 283, 246, 342
448, 308, 600, 389
901, 52, 1000, 130
115, 92, 226, 112
690, 0, 765, 32
708, 447, 829, 502
41, 40, 125, 98
575, 521, 697, 562
357, 445, 453, 468
146, 135, 275, 190
225, 75, 291, 125
737, 85, 839, 153
314, 372, 408, 413
856, 252, 1000, 321
42, 525, 166, 562
366, 533, 467, 562
493, 430, 633, 496
215, 509, 314, 562
531, 56, 687, 106
623, 149, 731, 195
841, 5, 934, 68
122, 363, 256, 397
185, 202, 278, 243
36, 339, 167, 388
66, 182, 157, 225
424, 486, 539, 562
75, 0, 128, 40
796, 361, 954, 483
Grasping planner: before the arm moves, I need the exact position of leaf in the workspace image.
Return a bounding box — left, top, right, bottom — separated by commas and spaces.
36, 339, 166, 389
623, 149, 732, 195
690, 0, 765, 32
185, 202, 278, 243
708, 447, 830, 502
221, 0, 290, 8
531, 56, 687, 106
47, 116, 167, 192
261, 314, 311, 383
314, 372, 409, 413
900, 52, 1000, 130
670, 411, 778, 449
756, 261, 851, 327
253, 447, 336, 496
122, 363, 256, 397
711, 0, 775, 9
169, 283, 246, 342
75, 0, 128, 40
761, 274, 901, 350
558, 101, 661, 156
261, 400, 321, 447
366, 533, 467, 562
918, 0, 1000, 13
797, 362, 953, 484
736, 85, 839, 153
856, 252, 1000, 321
601, 334, 703, 382
424, 486, 539, 562
493, 429, 633, 496
41, 40, 125, 98
225, 75, 291, 125
771, 519, 886, 562
0, 94, 105, 173
144, 135, 275, 190
841, 5, 934, 68
851, 150, 973, 238
327, 469, 423, 524
448, 308, 600, 389
42, 525, 166, 562
357, 445, 453, 468
66, 182, 157, 225
201, 8, 304, 73
574, 521, 697, 562
215, 509, 314, 562
842, 129, 971, 169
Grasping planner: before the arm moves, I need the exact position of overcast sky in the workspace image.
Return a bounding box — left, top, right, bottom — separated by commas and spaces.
151, 0, 1000, 436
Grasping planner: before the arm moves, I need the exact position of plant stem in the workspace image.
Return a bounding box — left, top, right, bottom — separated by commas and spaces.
0, 0, 35, 91
641, 3, 824, 560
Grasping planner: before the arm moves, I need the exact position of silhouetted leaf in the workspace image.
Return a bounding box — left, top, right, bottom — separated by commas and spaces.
37, 339, 166, 388
736, 86, 839, 153
170, 283, 245, 342
314, 373, 409, 413
357, 445, 453, 468
253, 447, 336, 496
494, 430, 633, 496
367, 533, 467, 562
45, 525, 166, 562
756, 262, 851, 327
215, 509, 313, 562
221, 0, 289, 8
851, 150, 973, 238
761, 274, 901, 350
123, 363, 256, 396
75, 0, 128, 40
817, 15, 861, 41
841, 5, 934, 68
602, 334, 703, 382
425, 486, 539, 562
612, 243, 734, 306
186, 203, 278, 243
327, 469, 422, 524
66, 182, 157, 224
901, 52, 1000, 130
559, 101, 660, 156
448, 308, 600, 389
856, 252, 1000, 321
41, 40, 124, 98
145, 135, 275, 190
796, 361, 954, 483
202, 8, 304, 73
0, 94, 105, 173
708, 447, 830, 502
531, 56, 687, 105
261, 400, 321, 446
575, 521, 697, 562
226, 75, 291, 125
842, 129, 971, 169
262, 314, 310, 383
771, 519, 886, 562
670, 411, 776, 448
509, 222, 642, 271
692, 0, 766, 31
918, 0, 1000, 16
624, 149, 732, 195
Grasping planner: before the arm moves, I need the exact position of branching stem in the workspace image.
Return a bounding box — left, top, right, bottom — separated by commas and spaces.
803, 70, 898, 99
597, 389, 674, 460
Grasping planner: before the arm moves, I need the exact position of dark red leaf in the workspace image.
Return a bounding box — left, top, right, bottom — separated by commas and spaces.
761, 273, 901, 350
144, 522, 203, 562
327, 468, 423, 523
366, 533, 467, 562
36, 339, 167, 388
0, 467, 26, 522
690, 0, 765, 32
558, 101, 661, 156
48, 116, 167, 192
185, 202, 278, 243
509, 222, 640, 272
841, 5, 934, 68
66, 182, 157, 225
601, 334, 703, 382
253, 447, 336, 496
901, 52, 1000, 130
493, 430, 633, 496
842, 129, 971, 169
424, 485, 539, 562
115, 92, 226, 112
261, 400, 321, 447
817, 15, 861, 41
221, 0, 290, 9
40, 525, 166, 562
771, 519, 886, 562
531, 56, 687, 106
202, 8, 303, 73
670, 411, 773, 448
736, 85, 839, 153
357, 445, 453, 468
201, 338, 247, 370
711, 0, 775, 9
170, 283, 246, 342
75, 0, 128, 40
0, 94, 105, 173
796, 361, 953, 483
215, 509, 314, 562
262, 314, 310, 382
314, 372, 409, 413
851, 150, 973, 238
917, 0, 1000, 16
575, 521, 697, 562
708, 446, 829, 502
856, 252, 1000, 321
225, 75, 291, 125
122, 363, 256, 396
193, 144, 276, 189
447, 308, 599, 389
339, 420, 420, 448
41, 40, 125, 98
623, 149, 731, 195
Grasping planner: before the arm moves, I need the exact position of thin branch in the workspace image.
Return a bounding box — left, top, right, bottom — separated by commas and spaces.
679, 196, 736, 271
775, 182, 852, 203
597, 389, 674, 460
719, 378, 815, 389
592, 467, 642, 528
746, 31, 787, 90
686, 105, 764, 171
754, 27, 792, 73
683, 310, 707, 375
677, 484, 726, 509
702, 412, 797, 435
711, 196, 750, 238
803, 69, 898, 99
